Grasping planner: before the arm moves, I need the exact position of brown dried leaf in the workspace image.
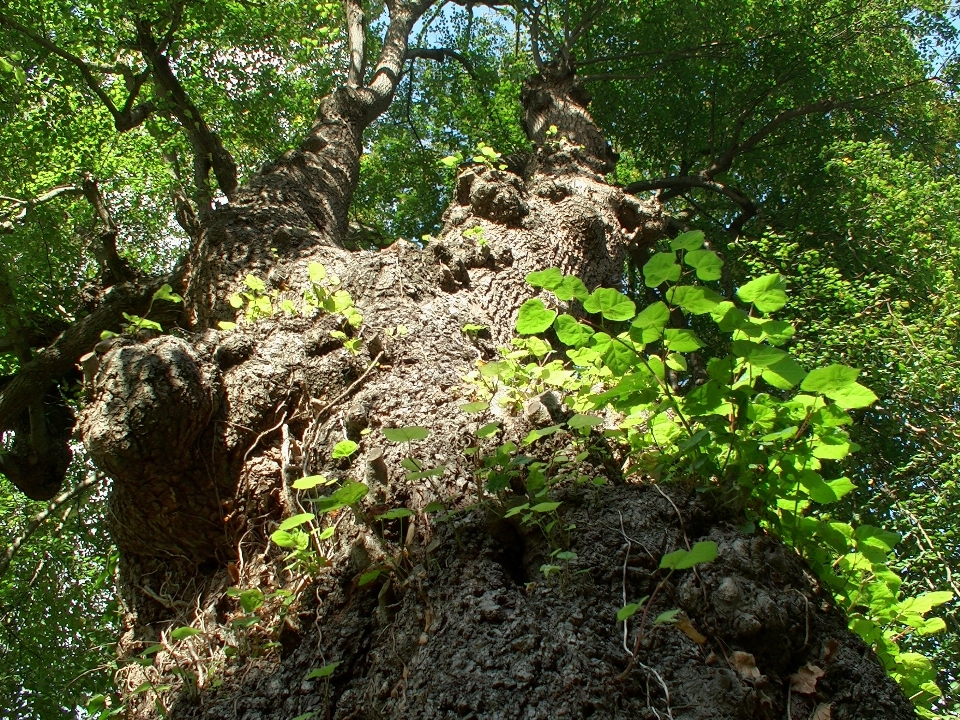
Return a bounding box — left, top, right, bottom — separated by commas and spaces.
811, 702, 832, 720
823, 639, 840, 663
676, 615, 707, 644
730, 650, 762, 681
789, 663, 825, 694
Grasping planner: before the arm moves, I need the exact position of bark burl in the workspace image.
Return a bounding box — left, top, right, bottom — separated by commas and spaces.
75, 30, 914, 720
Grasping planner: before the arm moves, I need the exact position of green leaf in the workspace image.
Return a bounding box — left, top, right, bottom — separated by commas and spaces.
522, 425, 563, 445
217, 321, 237, 331
643, 252, 682, 287
901, 591, 953, 615
526, 268, 563, 289
270, 529, 307, 549
553, 276, 590, 301
630, 301, 670, 343
660, 541, 718, 570
653, 608, 682, 625
278, 513, 315, 531
800, 365, 878, 408
307, 662, 341, 679
405, 465, 446, 480
553, 314, 595, 346
476, 422, 501, 438
312, 482, 368, 513
761, 357, 807, 390
666, 285, 722, 314
332, 440, 359, 459
582, 288, 636, 321
152, 284, 183, 304
516, 298, 558, 334
567, 414, 603, 429
617, 597, 648, 621
683, 249, 724, 281
670, 230, 705, 251
376, 508, 413, 520
244, 274, 266, 293
383, 426, 430, 442
530, 501, 561, 513
736, 274, 788, 312
663, 329, 703, 352
460, 401, 489, 413
308, 262, 327, 282
292, 474, 333, 489
170, 627, 201, 640
358, 569, 382, 585
238, 589, 264, 613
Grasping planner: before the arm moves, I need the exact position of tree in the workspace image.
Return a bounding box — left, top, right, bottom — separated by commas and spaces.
0, 0, 957, 718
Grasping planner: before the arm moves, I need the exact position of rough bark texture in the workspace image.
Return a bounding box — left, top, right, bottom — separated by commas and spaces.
76, 70, 917, 720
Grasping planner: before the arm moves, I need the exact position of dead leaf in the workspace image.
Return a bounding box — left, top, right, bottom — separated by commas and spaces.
789, 663, 825, 694
676, 615, 707, 644
730, 650, 762, 681
823, 639, 840, 663
810, 702, 832, 720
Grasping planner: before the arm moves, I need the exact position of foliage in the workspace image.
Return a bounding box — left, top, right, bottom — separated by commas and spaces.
0, 467, 117, 720
460, 248, 953, 714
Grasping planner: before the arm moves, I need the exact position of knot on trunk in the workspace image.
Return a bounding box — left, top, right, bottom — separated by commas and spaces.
82, 336, 221, 477
455, 166, 529, 225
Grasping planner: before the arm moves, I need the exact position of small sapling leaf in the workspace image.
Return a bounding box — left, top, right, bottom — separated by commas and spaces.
332, 440, 359, 459
170, 627, 201, 640
376, 508, 413, 520
278, 513, 315, 531
582, 288, 636, 321
307, 662, 341, 679
643, 252, 682, 287
670, 230, 705, 251
653, 608, 682, 625
516, 298, 558, 334
460, 401, 489, 413
736, 273, 788, 313
383, 426, 430, 442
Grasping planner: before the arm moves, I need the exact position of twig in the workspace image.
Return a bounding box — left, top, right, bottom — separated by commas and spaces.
0, 474, 100, 578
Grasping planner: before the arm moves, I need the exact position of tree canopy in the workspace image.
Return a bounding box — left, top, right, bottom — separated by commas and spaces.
0, 0, 958, 717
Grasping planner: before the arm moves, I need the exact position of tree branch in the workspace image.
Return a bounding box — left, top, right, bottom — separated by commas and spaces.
363, 0, 435, 114
135, 20, 238, 207
0, 271, 184, 434
405, 47, 476, 79
0, 473, 101, 579
0, 11, 156, 133
345, 0, 367, 87
0, 185, 81, 230
80, 173, 136, 284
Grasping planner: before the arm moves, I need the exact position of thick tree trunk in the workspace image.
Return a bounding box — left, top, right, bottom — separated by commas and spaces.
79, 70, 915, 720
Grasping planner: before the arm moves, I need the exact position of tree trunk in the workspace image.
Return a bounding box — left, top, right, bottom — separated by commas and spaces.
79, 69, 916, 720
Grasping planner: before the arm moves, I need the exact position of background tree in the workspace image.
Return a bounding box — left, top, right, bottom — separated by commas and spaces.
0, 0, 957, 717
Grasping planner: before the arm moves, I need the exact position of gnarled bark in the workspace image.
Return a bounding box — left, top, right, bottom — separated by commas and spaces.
75, 64, 916, 720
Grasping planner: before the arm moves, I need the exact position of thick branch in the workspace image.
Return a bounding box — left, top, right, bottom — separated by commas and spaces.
0, 474, 100, 579
345, 0, 367, 87
135, 20, 238, 205
80, 173, 135, 284
406, 47, 477, 79
364, 0, 435, 112
0, 272, 183, 432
